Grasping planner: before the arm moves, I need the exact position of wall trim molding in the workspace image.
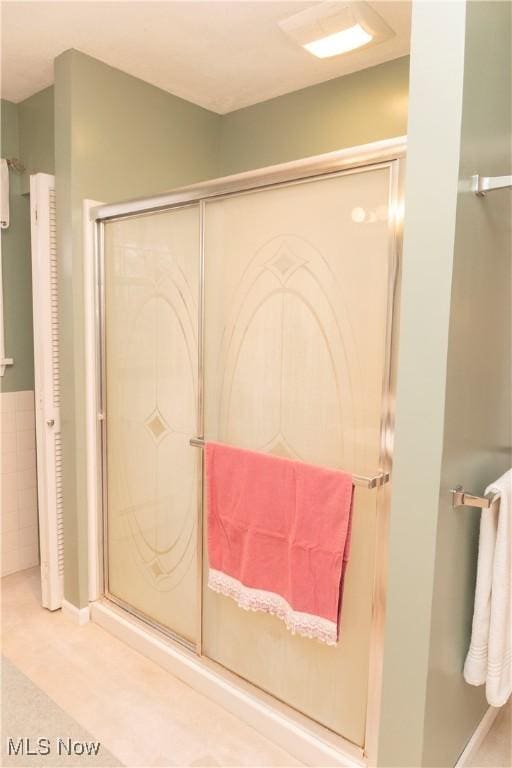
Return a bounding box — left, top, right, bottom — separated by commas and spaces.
455, 705, 500, 767
62, 599, 90, 626
91, 599, 366, 768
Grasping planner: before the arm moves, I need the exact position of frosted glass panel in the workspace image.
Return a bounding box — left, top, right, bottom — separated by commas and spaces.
104, 207, 199, 643
203, 168, 393, 745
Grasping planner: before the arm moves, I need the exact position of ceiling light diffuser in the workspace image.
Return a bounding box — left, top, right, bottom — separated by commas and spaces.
278, 1, 394, 60
303, 23, 372, 58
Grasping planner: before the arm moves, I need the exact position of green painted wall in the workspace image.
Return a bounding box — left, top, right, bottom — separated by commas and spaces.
220, 56, 409, 175
54, 49, 221, 608
0, 100, 33, 393
379, 2, 511, 766
422, 2, 512, 765
0, 89, 55, 394
18, 87, 55, 195
377, 4, 468, 764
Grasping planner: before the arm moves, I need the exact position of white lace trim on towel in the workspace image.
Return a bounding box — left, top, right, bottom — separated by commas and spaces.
208, 569, 338, 645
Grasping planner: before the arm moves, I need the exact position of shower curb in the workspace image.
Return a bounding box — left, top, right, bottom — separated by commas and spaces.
90, 599, 366, 767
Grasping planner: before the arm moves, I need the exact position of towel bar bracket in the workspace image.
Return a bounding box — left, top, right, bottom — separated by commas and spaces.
189, 437, 389, 490
0, 356, 13, 376
451, 484, 499, 509
472, 174, 512, 196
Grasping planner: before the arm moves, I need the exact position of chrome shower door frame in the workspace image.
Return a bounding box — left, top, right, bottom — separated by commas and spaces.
92, 135, 406, 763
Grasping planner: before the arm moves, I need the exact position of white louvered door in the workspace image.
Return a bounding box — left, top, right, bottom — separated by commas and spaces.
30, 173, 64, 610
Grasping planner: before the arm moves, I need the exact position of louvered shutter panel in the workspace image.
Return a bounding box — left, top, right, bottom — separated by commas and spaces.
30, 174, 64, 610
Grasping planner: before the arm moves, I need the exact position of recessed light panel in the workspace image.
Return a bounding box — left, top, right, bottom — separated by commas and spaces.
303, 23, 373, 58
278, 1, 394, 59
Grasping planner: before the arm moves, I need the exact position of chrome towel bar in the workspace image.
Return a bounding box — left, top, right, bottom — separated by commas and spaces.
189, 437, 389, 489
472, 174, 512, 196
451, 484, 500, 509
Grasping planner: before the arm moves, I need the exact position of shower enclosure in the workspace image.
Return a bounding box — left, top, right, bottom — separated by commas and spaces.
91, 138, 405, 756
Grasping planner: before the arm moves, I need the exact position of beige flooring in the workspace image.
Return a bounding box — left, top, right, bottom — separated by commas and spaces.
2, 567, 511, 768
2, 656, 122, 766
466, 702, 511, 768
1, 568, 301, 767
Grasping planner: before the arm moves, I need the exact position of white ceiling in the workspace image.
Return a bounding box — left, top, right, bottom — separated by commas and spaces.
1, 0, 411, 114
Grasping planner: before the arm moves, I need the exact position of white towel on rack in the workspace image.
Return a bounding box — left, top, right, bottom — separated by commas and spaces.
464, 469, 512, 706
1, 159, 9, 229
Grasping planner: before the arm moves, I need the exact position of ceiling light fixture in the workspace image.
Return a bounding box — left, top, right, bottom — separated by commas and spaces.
303, 23, 372, 58
278, 1, 394, 60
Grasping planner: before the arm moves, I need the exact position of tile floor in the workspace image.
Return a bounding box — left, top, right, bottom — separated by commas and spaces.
2, 567, 510, 768
466, 702, 511, 768
3, 657, 122, 766
1, 568, 301, 767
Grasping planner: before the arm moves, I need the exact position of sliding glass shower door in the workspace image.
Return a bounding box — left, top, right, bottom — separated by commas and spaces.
202, 166, 395, 746
103, 206, 200, 644
100, 157, 400, 748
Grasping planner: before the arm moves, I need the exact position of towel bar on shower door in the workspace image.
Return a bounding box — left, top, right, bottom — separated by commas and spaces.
189, 437, 390, 489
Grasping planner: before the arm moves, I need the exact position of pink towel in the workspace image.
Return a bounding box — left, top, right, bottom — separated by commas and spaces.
206, 441, 354, 645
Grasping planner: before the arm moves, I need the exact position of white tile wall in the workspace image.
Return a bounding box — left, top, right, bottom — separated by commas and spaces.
1, 390, 39, 576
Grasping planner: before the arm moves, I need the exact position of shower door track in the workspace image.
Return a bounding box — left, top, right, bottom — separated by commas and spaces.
88, 135, 406, 765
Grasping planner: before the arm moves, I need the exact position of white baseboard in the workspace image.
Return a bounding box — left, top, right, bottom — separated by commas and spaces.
62, 599, 91, 626
91, 599, 365, 767
455, 705, 500, 767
